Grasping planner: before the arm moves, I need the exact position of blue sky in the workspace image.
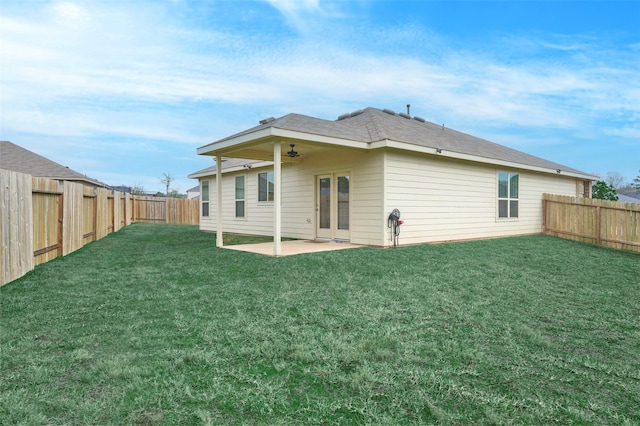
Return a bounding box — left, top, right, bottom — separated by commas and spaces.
1, 0, 639, 193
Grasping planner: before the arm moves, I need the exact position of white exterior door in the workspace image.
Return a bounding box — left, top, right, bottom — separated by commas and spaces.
316, 173, 350, 241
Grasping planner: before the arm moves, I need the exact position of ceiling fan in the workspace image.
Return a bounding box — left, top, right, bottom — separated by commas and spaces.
287, 144, 299, 158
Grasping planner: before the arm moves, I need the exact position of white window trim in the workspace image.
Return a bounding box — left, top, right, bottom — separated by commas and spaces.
201, 179, 210, 217
235, 175, 247, 219
258, 170, 275, 203
497, 171, 519, 221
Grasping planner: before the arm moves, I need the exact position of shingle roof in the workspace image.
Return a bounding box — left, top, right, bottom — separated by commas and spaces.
0, 141, 106, 187
209, 107, 591, 176
618, 192, 640, 203
189, 158, 266, 177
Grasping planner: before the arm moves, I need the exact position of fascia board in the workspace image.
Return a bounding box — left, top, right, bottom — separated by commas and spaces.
198, 131, 597, 181
376, 139, 598, 180
197, 127, 369, 155
197, 128, 275, 155
270, 128, 370, 149
188, 161, 274, 179
187, 171, 211, 179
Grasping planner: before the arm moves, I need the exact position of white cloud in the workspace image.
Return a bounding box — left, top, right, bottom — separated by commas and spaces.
3, 4, 637, 134
262, 0, 345, 33
266, 0, 321, 13
52, 2, 89, 25
1, 1, 638, 183
603, 125, 640, 140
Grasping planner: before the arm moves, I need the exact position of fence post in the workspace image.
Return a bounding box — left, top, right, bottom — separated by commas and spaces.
93, 195, 98, 241
58, 192, 64, 256
596, 206, 601, 246
542, 198, 547, 234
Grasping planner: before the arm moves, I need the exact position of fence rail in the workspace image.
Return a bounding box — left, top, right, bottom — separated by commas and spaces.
542, 193, 640, 252
1, 170, 199, 286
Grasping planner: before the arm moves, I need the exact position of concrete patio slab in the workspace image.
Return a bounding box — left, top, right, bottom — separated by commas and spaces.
222, 239, 364, 257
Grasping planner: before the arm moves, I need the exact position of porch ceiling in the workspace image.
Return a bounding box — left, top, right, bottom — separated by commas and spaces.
203, 137, 366, 162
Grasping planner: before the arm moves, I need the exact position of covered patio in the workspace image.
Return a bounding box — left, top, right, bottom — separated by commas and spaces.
222, 239, 364, 257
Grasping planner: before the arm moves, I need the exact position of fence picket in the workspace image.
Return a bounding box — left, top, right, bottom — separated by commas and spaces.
542, 193, 640, 252
1, 171, 199, 286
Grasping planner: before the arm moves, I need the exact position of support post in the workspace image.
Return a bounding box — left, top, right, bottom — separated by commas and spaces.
274, 142, 282, 256
216, 154, 223, 248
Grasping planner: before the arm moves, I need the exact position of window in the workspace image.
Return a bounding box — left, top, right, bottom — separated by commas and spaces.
258, 171, 274, 202
498, 172, 518, 218
235, 176, 245, 218
201, 180, 209, 217
582, 180, 591, 198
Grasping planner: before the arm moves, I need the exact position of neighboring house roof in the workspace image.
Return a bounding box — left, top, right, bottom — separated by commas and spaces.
194, 107, 596, 180
186, 185, 200, 200
0, 141, 107, 187
189, 158, 269, 178
618, 192, 640, 204
112, 185, 133, 194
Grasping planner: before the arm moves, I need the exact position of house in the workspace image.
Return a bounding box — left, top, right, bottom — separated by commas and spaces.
0, 141, 107, 188
112, 185, 133, 194
186, 185, 200, 200
189, 107, 597, 255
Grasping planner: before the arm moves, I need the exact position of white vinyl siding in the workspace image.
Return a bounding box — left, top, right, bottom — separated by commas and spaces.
198, 147, 579, 247
384, 150, 577, 246
295, 149, 384, 245
196, 149, 385, 245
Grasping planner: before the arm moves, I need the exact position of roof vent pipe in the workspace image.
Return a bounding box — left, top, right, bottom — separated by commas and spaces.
406, 104, 411, 116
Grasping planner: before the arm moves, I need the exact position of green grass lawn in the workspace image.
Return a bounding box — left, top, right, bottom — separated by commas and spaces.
1, 224, 639, 425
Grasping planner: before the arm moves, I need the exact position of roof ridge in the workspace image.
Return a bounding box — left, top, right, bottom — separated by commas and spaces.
364, 108, 389, 141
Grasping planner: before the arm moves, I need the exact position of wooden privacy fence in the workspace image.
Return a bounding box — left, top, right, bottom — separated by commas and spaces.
133, 197, 199, 225
1, 170, 199, 286
543, 193, 640, 253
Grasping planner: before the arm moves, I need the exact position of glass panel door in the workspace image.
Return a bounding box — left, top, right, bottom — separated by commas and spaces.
317, 176, 331, 239
316, 174, 350, 241
335, 175, 350, 240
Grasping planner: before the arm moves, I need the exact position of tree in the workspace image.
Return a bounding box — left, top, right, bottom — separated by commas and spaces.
592, 180, 618, 201
633, 170, 640, 191
616, 183, 636, 193
160, 172, 174, 197
131, 183, 146, 196
604, 171, 625, 189
167, 189, 186, 199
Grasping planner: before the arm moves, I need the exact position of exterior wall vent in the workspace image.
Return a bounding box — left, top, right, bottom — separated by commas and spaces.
413, 116, 426, 123
382, 109, 396, 115
337, 113, 350, 120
